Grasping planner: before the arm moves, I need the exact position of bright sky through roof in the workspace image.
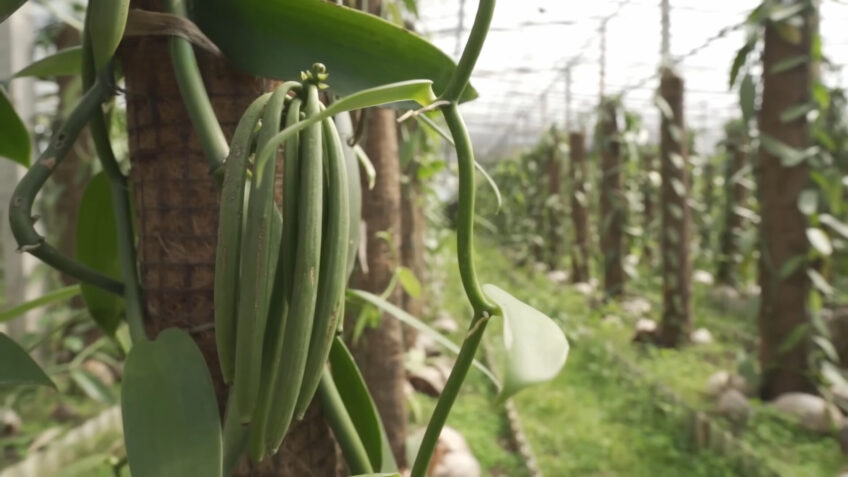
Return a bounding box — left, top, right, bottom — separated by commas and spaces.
416, 0, 848, 159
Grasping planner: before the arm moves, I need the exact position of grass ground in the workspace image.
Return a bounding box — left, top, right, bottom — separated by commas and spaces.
418, 237, 846, 476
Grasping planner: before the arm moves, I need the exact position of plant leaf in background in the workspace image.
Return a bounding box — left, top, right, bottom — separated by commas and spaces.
396, 267, 421, 299
70, 368, 115, 404
85, 0, 130, 71
0, 86, 30, 167
482, 284, 569, 402
0, 0, 26, 23
329, 337, 391, 472
806, 227, 832, 256
192, 0, 476, 102
347, 289, 498, 385
0, 285, 80, 323
122, 329, 221, 477
76, 173, 124, 335
11, 47, 82, 79
0, 333, 55, 388
739, 73, 756, 123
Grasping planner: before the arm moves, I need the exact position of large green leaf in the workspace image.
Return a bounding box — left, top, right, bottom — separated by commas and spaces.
86, 0, 130, 71
0, 333, 54, 388
11, 47, 82, 79
482, 284, 569, 402
75, 173, 124, 335
0, 0, 26, 23
329, 337, 390, 472
191, 0, 476, 102
0, 86, 30, 167
122, 329, 221, 477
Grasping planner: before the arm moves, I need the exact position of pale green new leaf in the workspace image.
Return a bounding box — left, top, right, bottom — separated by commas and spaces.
12, 47, 82, 79
396, 267, 421, 299
806, 227, 832, 256
482, 284, 568, 402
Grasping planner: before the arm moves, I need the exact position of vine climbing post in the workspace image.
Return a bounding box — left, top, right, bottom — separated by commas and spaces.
546, 129, 563, 268
657, 69, 692, 348
569, 131, 590, 283
599, 98, 624, 298
716, 121, 748, 286
757, 0, 815, 398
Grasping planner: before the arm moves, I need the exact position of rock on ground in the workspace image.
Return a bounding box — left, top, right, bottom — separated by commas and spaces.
772, 392, 844, 433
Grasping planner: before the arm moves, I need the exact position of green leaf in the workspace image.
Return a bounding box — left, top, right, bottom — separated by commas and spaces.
768, 2, 807, 23
778, 255, 805, 278
354, 144, 376, 190
806, 227, 832, 256
812, 336, 839, 362
760, 134, 813, 167
192, 0, 476, 102
329, 337, 389, 472
70, 368, 115, 404
85, 0, 130, 71
808, 268, 834, 295
347, 289, 498, 385
0, 0, 26, 23
739, 73, 756, 123
812, 83, 830, 109
0, 333, 54, 388
819, 214, 848, 241
11, 47, 82, 79
0, 86, 30, 167
729, 40, 754, 88
76, 173, 124, 335
780, 102, 814, 123
475, 160, 503, 213
778, 323, 809, 353
396, 266, 421, 299
0, 285, 80, 323
797, 189, 818, 215
770, 54, 807, 75
122, 329, 221, 477
482, 284, 569, 402
654, 95, 673, 119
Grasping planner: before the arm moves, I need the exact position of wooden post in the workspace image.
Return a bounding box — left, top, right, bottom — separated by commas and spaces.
569, 132, 590, 283
657, 69, 692, 347
599, 99, 624, 298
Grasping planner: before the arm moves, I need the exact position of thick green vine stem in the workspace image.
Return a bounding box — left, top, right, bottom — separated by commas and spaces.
410, 103, 498, 477
81, 31, 148, 344
163, 0, 229, 175
8, 78, 124, 296
439, 0, 495, 102
412, 1, 497, 473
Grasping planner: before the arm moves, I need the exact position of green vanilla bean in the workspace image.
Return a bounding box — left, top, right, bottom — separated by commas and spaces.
8, 77, 124, 296
81, 29, 147, 344
317, 368, 374, 475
